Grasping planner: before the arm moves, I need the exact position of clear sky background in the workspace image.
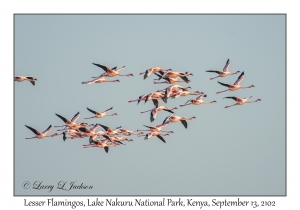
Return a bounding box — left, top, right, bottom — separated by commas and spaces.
14, 14, 285, 196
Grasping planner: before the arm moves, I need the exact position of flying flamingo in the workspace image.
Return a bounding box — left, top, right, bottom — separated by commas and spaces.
141, 106, 178, 122
92, 63, 133, 77
51, 128, 83, 141
14, 76, 38, 86
162, 115, 196, 129
138, 131, 172, 143
83, 139, 116, 153
180, 94, 217, 107
82, 76, 120, 84
223, 96, 261, 108
153, 73, 189, 84
170, 90, 203, 99
116, 127, 140, 136
206, 59, 240, 80
106, 136, 132, 145
159, 70, 193, 83
139, 67, 171, 80
54, 112, 81, 129
78, 124, 109, 137
98, 124, 121, 136
85, 107, 117, 119
128, 94, 147, 105
137, 122, 173, 133
144, 91, 165, 107
216, 71, 255, 94
55, 122, 88, 131
162, 84, 191, 103
24, 125, 53, 139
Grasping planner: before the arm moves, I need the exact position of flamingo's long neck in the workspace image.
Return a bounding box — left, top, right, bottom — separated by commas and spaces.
240, 85, 252, 89
246, 100, 258, 103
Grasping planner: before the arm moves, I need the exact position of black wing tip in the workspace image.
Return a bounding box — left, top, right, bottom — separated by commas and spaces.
157, 135, 166, 143
180, 120, 188, 129
218, 81, 226, 85
78, 127, 87, 132
104, 147, 109, 153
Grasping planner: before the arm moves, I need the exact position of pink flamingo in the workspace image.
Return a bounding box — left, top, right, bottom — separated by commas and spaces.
83, 139, 116, 153
85, 107, 117, 119
128, 94, 147, 105
138, 131, 172, 143
206, 59, 240, 80
153, 72, 189, 84
92, 63, 133, 77
216, 71, 255, 94
141, 106, 178, 122
139, 67, 171, 80
14, 76, 37, 86
159, 70, 193, 83
170, 90, 203, 99
144, 91, 165, 107
24, 125, 53, 139
82, 75, 120, 84
54, 112, 80, 129
161, 84, 191, 103
180, 94, 217, 107
137, 122, 173, 133
223, 96, 261, 108
162, 115, 196, 129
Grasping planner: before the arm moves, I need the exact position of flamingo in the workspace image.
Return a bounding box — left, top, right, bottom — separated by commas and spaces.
144, 91, 165, 107
98, 124, 121, 136
138, 131, 171, 143
85, 107, 117, 119
54, 112, 81, 129
180, 94, 217, 107
78, 124, 110, 140
106, 136, 130, 145
216, 71, 255, 94
170, 90, 203, 99
162, 85, 191, 103
14, 76, 37, 86
206, 59, 240, 80
162, 115, 196, 129
52, 129, 83, 141
141, 106, 178, 122
82, 76, 120, 84
128, 94, 147, 105
83, 139, 116, 153
223, 96, 261, 108
159, 70, 193, 83
139, 67, 171, 80
24, 125, 53, 139
55, 122, 88, 131
57, 132, 86, 140
92, 63, 133, 77
153, 73, 189, 84
137, 122, 173, 133
116, 127, 140, 136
